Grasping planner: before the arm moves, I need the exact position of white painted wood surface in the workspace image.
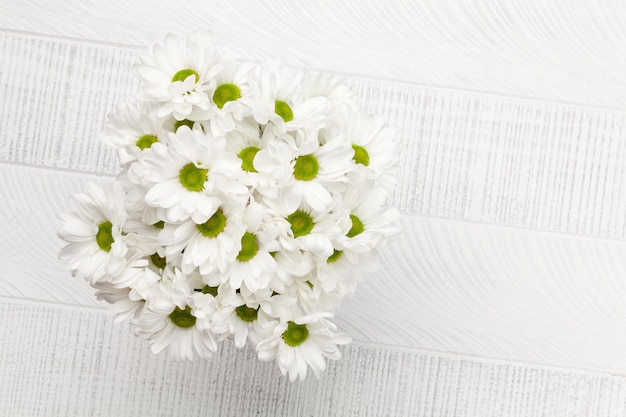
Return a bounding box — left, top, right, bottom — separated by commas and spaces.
2, 1, 626, 415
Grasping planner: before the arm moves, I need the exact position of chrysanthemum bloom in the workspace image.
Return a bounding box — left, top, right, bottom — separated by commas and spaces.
326, 109, 399, 190
135, 32, 222, 121
159, 202, 247, 276
265, 200, 346, 260
223, 119, 277, 191
58, 182, 128, 283
211, 288, 265, 348
335, 187, 400, 253
132, 268, 217, 361
206, 48, 256, 136
255, 313, 351, 381
209, 201, 279, 292
300, 71, 360, 111
133, 126, 248, 223
99, 101, 166, 166
92, 281, 146, 323
254, 128, 353, 213
249, 59, 332, 133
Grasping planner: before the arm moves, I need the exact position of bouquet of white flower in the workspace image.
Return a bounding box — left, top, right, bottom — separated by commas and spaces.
57, 32, 399, 381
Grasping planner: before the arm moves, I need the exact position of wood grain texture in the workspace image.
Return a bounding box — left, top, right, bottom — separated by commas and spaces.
3, 1, 626, 414
3, 299, 626, 417
2, 1, 626, 108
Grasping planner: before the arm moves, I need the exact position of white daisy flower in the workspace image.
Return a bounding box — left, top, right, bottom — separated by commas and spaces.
134, 126, 247, 223
134, 298, 217, 361
254, 129, 353, 212
265, 200, 343, 259
271, 249, 315, 290
249, 59, 331, 133
92, 281, 145, 323
211, 200, 279, 292
206, 50, 256, 136
187, 290, 218, 332
336, 187, 400, 253
211, 289, 264, 348
223, 119, 277, 191
311, 248, 377, 302
131, 268, 217, 361
255, 313, 350, 381
135, 32, 222, 121
58, 182, 128, 283
301, 70, 360, 111
106, 253, 161, 293
99, 100, 166, 166
327, 109, 399, 190
159, 202, 246, 276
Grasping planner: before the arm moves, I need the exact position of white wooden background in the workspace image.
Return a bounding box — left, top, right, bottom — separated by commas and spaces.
2, 1, 626, 415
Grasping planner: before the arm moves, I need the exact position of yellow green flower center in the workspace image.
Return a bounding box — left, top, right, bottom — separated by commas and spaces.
287, 210, 314, 238
238, 146, 260, 172
236, 232, 258, 262
213, 83, 241, 109
352, 144, 370, 166
327, 249, 343, 263
169, 306, 196, 328
179, 162, 208, 192
153, 221, 165, 229
274, 100, 294, 122
196, 209, 227, 238
150, 252, 166, 269
282, 321, 309, 346
347, 214, 364, 237
236, 304, 259, 322
293, 154, 319, 181
135, 134, 158, 150
171, 68, 199, 83
96, 221, 114, 252
174, 119, 194, 132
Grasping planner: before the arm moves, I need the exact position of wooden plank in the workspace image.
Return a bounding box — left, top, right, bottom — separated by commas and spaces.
1, 1, 626, 107
2, 299, 626, 416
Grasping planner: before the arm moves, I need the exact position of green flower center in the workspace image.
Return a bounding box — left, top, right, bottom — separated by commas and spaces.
135, 134, 158, 150
179, 162, 208, 192
282, 321, 309, 346
236, 232, 258, 262
274, 100, 294, 122
96, 221, 114, 252
287, 210, 314, 238
347, 214, 364, 237
327, 249, 343, 263
213, 83, 241, 109
196, 209, 227, 238
174, 119, 194, 132
198, 285, 218, 297
238, 146, 260, 173
171, 68, 199, 83
150, 252, 166, 269
352, 144, 370, 166
236, 304, 259, 322
169, 306, 196, 328
293, 154, 319, 181
153, 221, 165, 229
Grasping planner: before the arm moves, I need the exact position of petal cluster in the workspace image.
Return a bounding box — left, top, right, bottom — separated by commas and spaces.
58, 32, 399, 381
